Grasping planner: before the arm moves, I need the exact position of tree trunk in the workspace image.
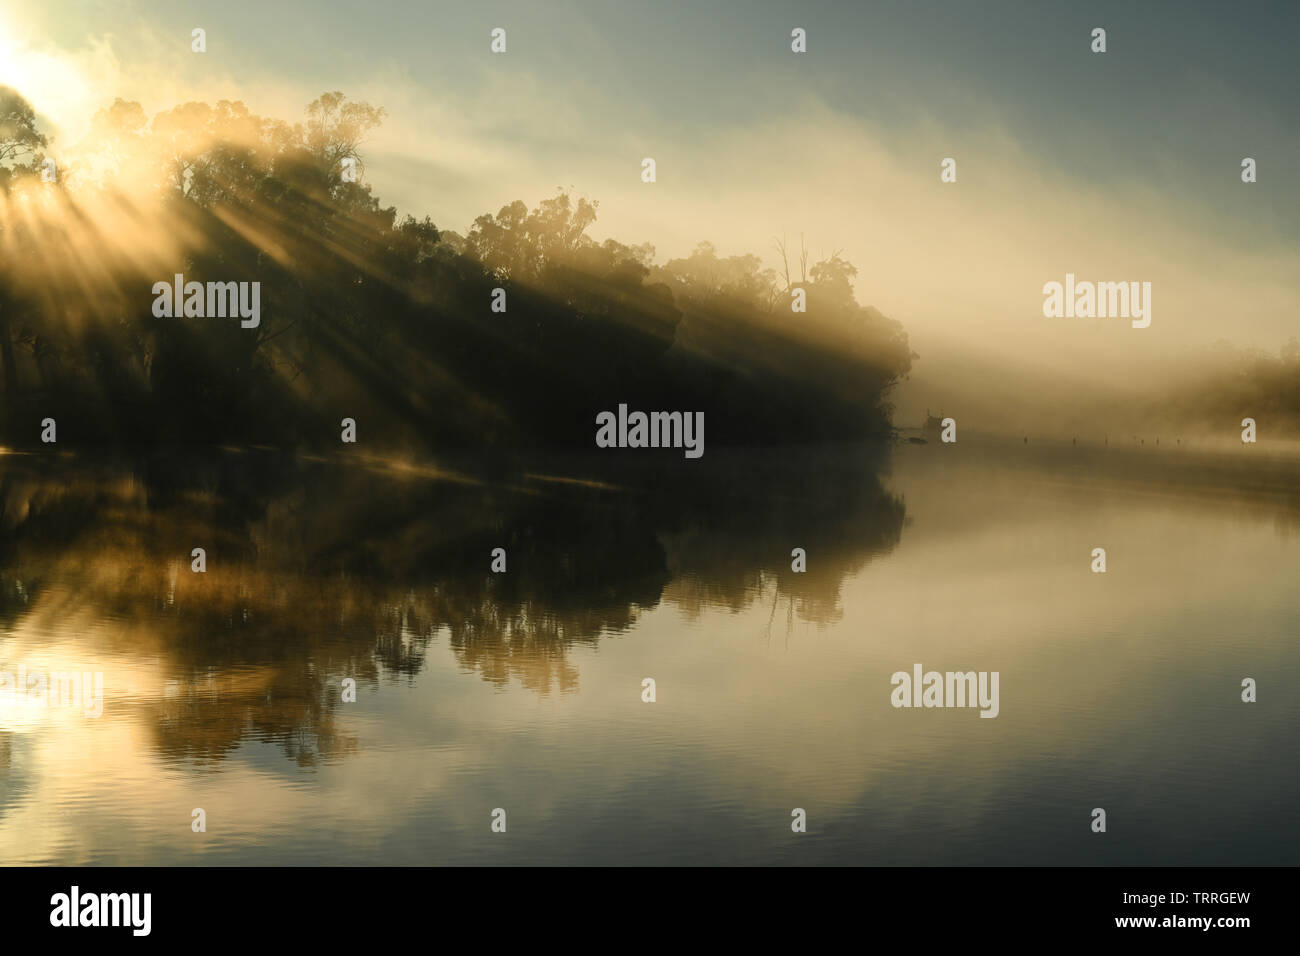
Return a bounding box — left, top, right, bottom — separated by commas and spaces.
0, 313, 16, 396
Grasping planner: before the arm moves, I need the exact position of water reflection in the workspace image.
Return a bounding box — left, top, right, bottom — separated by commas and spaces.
2, 441, 1298, 865
0, 446, 904, 768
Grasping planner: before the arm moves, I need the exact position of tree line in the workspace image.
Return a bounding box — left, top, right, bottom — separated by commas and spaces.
0, 88, 916, 452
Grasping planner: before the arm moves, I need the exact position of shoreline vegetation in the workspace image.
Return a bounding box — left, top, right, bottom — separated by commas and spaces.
0, 88, 913, 455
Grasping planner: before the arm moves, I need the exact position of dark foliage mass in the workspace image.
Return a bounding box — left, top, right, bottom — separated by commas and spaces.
0, 89, 914, 451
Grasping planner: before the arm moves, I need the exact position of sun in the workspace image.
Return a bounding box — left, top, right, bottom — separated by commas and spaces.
0, 15, 97, 144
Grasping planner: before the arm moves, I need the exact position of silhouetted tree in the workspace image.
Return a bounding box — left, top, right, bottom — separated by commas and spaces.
0, 90, 914, 450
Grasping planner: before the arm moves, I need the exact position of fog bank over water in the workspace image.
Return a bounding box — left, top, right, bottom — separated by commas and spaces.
896, 331, 1300, 443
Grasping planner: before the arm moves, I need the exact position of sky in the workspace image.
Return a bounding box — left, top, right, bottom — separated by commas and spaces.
2, 0, 1297, 427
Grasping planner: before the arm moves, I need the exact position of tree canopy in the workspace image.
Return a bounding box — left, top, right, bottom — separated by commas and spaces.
0, 89, 914, 452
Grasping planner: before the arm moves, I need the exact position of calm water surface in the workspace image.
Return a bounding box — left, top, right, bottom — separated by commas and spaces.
1, 440, 1297, 864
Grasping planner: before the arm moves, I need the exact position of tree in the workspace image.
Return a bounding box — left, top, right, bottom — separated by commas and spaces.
0, 86, 47, 168
0, 87, 51, 395
305, 91, 386, 177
